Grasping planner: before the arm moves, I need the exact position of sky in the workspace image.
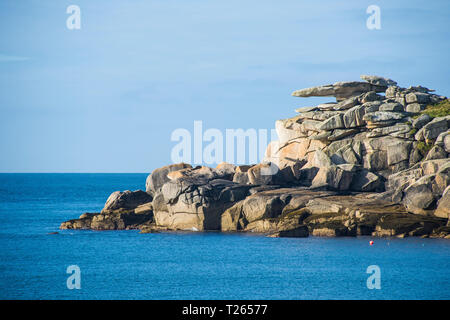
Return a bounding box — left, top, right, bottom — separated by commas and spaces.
0, 0, 449, 172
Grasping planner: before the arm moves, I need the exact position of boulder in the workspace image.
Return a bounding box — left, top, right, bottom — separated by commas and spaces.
405, 92, 431, 104
363, 111, 405, 128
157, 177, 252, 230
292, 81, 386, 102
435, 130, 450, 151
359, 91, 384, 104
248, 162, 282, 185
434, 186, 450, 218
362, 101, 382, 113
350, 169, 382, 192
319, 114, 345, 131
425, 145, 447, 160
232, 172, 250, 184
146, 163, 192, 193
386, 141, 412, 166
216, 162, 236, 176
311, 165, 353, 191
268, 226, 309, 238
310, 149, 332, 168
102, 190, 153, 214
275, 118, 306, 144
343, 105, 365, 128
360, 75, 397, 87
412, 114, 432, 129
415, 117, 449, 142
403, 175, 437, 215
379, 102, 404, 112
367, 123, 411, 138
406, 103, 425, 113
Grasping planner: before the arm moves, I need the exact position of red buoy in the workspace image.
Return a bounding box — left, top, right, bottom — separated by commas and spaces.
369, 240, 374, 246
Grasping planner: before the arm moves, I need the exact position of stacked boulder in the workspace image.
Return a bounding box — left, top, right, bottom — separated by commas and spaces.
61, 75, 450, 238
266, 75, 449, 206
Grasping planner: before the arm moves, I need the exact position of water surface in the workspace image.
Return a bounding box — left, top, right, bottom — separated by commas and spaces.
0, 174, 449, 299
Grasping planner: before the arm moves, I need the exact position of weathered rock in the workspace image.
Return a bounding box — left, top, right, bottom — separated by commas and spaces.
379, 102, 404, 112
406, 92, 431, 104
373, 214, 444, 237
275, 117, 306, 144
403, 175, 437, 215
386, 141, 412, 166
267, 226, 309, 238
319, 114, 345, 131
363, 111, 405, 128
412, 114, 432, 129
146, 163, 192, 193
415, 117, 449, 141
328, 128, 358, 141
157, 177, 252, 231
292, 81, 386, 102
333, 96, 360, 110
232, 172, 250, 184
367, 123, 410, 138
360, 75, 397, 87
343, 105, 365, 128
350, 169, 382, 192
248, 163, 282, 185
308, 131, 331, 141
435, 130, 450, 149
425, 145, 447, 160
102, 190, 153, 214
330, 144, 360, 165
216, 162, 236, 176
360, 91, 384, 104
311, 165, 353, 191
434, 186, 450, 218
362, 101, 382, 113
310, 149, 333, 168
61, 75, 450, 239
406, 103, 425, 113
60, 207, 154, 230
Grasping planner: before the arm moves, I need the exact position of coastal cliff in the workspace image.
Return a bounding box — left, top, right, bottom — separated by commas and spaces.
61, 75, 450, 238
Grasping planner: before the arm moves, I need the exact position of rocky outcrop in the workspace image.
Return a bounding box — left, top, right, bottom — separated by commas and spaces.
61, 75, 450, 239
60, 192, 154, 231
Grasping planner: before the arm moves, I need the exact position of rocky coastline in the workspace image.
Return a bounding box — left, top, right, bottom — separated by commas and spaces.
61, 75, 450, 239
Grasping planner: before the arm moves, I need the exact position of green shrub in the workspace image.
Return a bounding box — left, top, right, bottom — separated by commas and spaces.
409, 128, 417, 135
420, 99, 450, 118
416, 141, 433, 157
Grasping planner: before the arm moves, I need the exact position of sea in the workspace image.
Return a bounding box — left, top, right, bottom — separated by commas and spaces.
0, 173, 449, 300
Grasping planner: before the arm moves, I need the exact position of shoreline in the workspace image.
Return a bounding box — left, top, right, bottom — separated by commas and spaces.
61, 75, 450, 240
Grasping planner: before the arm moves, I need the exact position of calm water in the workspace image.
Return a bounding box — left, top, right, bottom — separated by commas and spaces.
0, 173, 449, 300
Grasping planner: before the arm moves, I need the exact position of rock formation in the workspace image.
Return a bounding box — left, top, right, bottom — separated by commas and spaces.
61, 75, 450, 239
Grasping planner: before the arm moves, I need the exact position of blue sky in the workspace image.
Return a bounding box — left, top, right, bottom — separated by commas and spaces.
0, 0, 449, 172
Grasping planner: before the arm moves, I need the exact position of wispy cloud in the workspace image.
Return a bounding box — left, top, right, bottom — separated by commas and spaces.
0, 54, 30, 62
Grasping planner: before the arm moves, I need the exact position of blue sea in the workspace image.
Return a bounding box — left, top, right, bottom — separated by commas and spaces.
0, 173, 449, 300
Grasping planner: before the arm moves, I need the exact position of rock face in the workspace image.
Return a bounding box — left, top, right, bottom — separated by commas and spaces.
102, 190, 153, 213
145, 163, 192, 194
61, 75, 450, 239
156, 177, 251, 231
61, 190, 154, 230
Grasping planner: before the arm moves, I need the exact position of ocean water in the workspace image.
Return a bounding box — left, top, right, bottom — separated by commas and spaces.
0, 173, 449, 300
